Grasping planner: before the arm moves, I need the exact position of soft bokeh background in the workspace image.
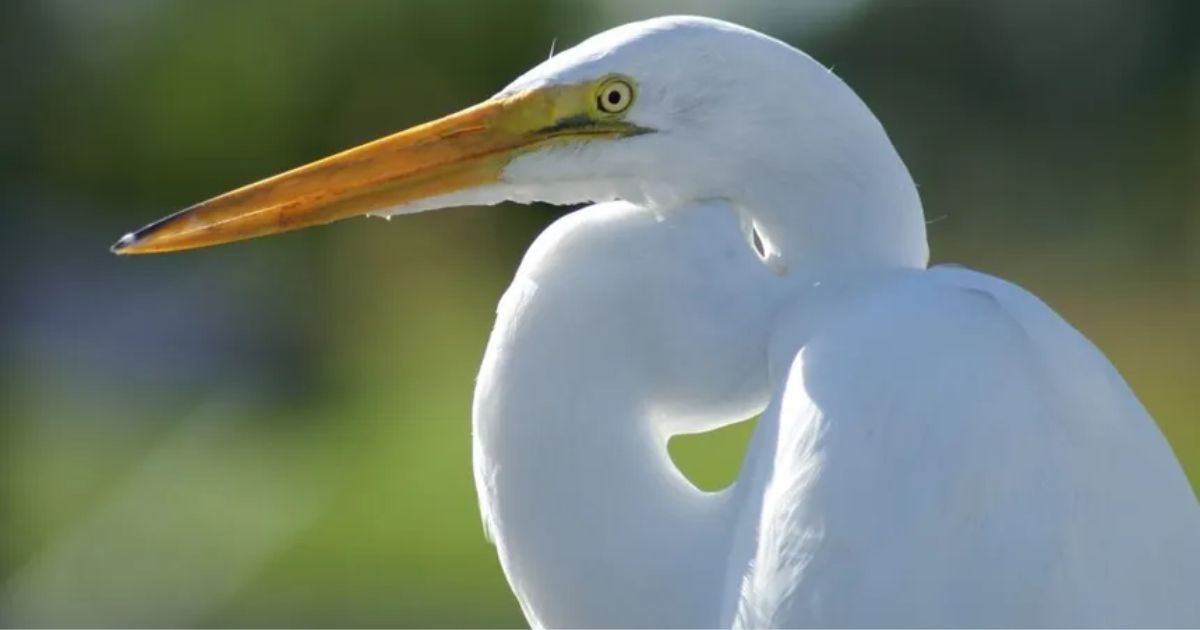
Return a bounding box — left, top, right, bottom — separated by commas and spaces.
2, 0, 1197, 626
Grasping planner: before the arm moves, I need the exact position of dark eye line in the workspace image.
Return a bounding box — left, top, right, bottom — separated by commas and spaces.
536, 114, 602, 135
534, 113, 655, 138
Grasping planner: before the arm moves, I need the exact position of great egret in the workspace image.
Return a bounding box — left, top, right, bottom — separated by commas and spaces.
113, 15, 1200, 628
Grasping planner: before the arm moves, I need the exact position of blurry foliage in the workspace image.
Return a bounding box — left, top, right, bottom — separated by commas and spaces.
0, 0, 1197, 627
4, 0, 567, 209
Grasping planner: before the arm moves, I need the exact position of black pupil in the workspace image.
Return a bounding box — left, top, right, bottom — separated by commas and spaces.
606, 89, 622, 106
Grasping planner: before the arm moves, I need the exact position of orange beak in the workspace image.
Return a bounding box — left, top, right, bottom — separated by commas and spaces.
111, 84, 648, 255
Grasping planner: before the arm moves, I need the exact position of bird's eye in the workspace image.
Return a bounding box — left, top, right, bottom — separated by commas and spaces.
596, 79, 634, 114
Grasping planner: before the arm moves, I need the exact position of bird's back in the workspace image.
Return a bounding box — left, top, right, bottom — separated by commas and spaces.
733, 266, 1200, 628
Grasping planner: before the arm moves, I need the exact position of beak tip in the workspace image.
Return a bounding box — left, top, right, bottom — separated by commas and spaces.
110, 232, 139, 255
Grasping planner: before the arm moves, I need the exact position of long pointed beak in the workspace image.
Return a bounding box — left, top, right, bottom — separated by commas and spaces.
111, 86, 645, 255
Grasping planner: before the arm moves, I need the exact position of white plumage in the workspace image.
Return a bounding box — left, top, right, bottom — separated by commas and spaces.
467, 16, 1200, 628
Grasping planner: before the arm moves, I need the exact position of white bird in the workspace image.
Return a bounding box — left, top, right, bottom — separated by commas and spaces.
113, 16, 1200, 628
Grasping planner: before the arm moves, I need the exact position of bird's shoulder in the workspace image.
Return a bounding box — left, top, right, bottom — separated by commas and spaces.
733, 266, 1200, 627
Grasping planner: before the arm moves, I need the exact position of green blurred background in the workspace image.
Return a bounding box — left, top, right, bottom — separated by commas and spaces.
1, 0, 1197, 626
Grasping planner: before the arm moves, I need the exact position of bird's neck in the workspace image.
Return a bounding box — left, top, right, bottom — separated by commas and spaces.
710, 73, 930, 274
472, 283, 740, 628
739, 162, 929, 275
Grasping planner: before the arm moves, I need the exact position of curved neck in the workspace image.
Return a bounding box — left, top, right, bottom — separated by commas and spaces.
699, 56, 930, 274
740, 170, 928, 275
469, 180, 923, 626
473, 278, 741, 628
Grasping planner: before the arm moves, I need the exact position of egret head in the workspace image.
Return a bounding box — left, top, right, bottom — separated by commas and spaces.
113, 16, 926, 270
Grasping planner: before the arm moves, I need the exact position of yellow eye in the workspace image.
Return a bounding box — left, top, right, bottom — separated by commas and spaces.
596, 79, 634, 114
